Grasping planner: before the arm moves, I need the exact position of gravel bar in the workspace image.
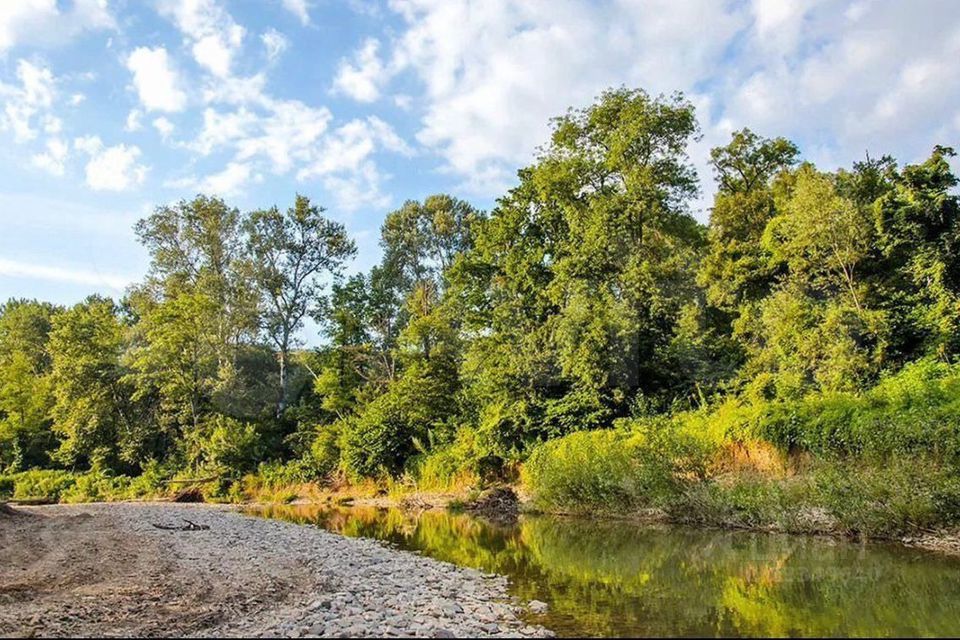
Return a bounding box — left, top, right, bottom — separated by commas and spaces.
1, 503, 553, 638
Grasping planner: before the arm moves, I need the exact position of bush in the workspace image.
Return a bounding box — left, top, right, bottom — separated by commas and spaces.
522, 428, 702, 512
61, 472, 133, 503
0, 475, 13, 499
194, 416, 263, 476
759, 359, 960, 461
670, 475, 805, 530
812, 458, 960, 537
308, 424, 341, 478
10, 470, 77, 503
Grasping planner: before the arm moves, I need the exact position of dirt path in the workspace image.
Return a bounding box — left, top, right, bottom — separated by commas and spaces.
0, 503, 550, 638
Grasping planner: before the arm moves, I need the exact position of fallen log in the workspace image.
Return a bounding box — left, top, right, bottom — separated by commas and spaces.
152, 519, 210, 531
163, 476, 219, 484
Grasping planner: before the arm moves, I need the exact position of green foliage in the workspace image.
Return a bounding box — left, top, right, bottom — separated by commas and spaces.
340, 362, 455, 478
8, 470, 77, 503
758, 359, 960, 460
48, 296, 133, 471
308, 423, 342, 477
522, 427, 706, 512
0, 475, 14, 499
4, 86, 960, 552
812, 459, 960, 537
190, 415, 263, 476
0, 299, 58, 471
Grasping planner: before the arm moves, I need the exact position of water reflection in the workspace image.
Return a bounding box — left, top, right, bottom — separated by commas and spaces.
247, 504, 960, 637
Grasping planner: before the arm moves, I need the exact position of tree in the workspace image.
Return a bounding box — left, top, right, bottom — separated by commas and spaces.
134, 195, 258, 367
699, 129, 799, 314
873, 146, 960, 361
455, 88, 705, 455
764, 165, 873, 314
381, 195, 481, 290
0, 299, 58, 471
48, 296, 133, 471
246, 194, 355, 416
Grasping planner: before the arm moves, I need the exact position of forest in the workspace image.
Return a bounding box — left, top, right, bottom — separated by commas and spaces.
2, 88, 960, 537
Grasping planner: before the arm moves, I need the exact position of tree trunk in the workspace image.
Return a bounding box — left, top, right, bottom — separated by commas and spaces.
277, 348, 288, 418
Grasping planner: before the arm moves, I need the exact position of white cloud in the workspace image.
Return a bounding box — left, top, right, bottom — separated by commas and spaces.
261, 28, 289, 61
157, 0, 245, 77
74, 135, 148, 191
191, 99, 333, 173
297, 116, 413, 210
201, 73, 269, 106
165, 162, 257, 197
333, 38, 388, 102
376, 0, 960, 209
386, 0, 743, 195
0, 0, 115, 53
0, 59, 57, 143
0, 257, 132, 291
282, 0, 312, 26
152, 116, 175, 138
126, 46, 187, 112
198, 161, 252, 195
191, 107, 260, 154
125, 108, 142, 132
69, 93, 85, 106
30, 137, 68, 175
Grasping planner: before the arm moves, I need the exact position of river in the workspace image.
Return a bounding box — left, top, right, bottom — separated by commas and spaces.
247, 504, 960, 637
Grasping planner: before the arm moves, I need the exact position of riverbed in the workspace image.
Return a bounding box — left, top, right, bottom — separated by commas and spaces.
0, 503, 550, 638
248, 503, 960, 637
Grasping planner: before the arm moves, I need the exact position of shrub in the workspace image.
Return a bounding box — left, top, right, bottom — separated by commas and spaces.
308, 424, 341, 477
61, 472, 133, 503
522, 428, 700, 512
0, 475, 13, 499
194, 416, 263, 476
812, 458, 960, 537
10, 470, 77, 503
670, 475, 805, 530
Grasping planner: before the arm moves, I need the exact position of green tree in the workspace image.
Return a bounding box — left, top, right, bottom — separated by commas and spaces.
455, 88, 705, 455
48, 296, 134, 471
0, 299, 58, 470
246, 194, 355, 416
699, 129, 799, 314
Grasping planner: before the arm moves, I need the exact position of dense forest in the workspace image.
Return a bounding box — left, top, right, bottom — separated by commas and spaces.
2, 88, 960, 535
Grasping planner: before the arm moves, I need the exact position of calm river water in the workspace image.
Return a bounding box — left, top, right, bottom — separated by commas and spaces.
247, 504, 960, 637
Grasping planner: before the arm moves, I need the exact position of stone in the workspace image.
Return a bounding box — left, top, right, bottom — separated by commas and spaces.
528, 600, 549, 614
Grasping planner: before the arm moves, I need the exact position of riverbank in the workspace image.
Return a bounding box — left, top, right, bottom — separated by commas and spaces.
0, 503, 552, 638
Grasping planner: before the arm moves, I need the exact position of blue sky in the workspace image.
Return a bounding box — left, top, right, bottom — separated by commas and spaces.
1, 0, 959, 310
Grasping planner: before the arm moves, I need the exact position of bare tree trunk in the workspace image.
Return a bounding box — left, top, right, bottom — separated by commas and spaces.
277, 348, 288, 418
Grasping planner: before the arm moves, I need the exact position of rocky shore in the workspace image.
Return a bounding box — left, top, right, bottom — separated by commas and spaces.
0, 503, 552, 638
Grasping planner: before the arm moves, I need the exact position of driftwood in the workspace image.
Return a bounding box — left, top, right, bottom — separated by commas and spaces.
163, 476, 219, 485
152, 519, 210, 531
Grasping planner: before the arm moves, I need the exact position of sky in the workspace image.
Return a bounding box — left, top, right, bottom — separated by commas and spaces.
1, 0, 959, 308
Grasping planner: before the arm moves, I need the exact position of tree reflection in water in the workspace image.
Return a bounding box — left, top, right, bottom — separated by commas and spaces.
247, 504, 960, 637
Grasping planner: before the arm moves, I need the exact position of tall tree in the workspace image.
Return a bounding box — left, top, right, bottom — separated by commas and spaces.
699, 129, 799, 314
49, 296, 134, 471
0, 299, 59, 470
134, 195, 257, 365
129, 196, 258, 454
246, 195, 355, 416
455, 88, 705, 454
